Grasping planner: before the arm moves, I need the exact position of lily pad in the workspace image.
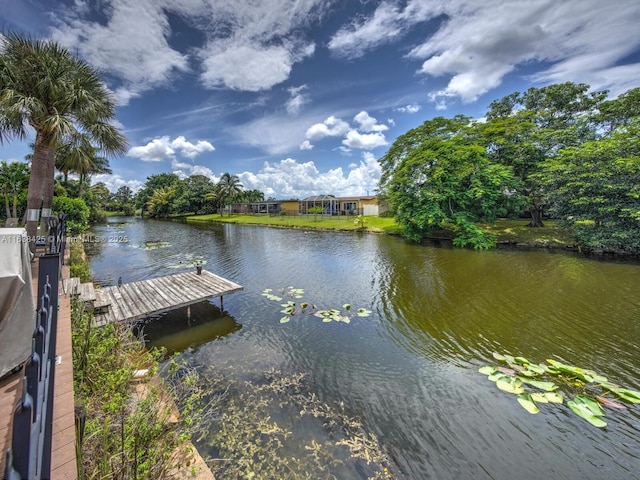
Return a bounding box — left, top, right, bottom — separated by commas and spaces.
542, 392, 564, 404
496, 376, 524, 394
517, 393, 540, 414
567, 399, 607, 428
519, 379, 559, 392
478, 366, 497, 376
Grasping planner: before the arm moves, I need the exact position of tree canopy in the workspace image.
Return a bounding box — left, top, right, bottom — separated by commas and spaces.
379, 83, 640, 251
0, 32, 126, 247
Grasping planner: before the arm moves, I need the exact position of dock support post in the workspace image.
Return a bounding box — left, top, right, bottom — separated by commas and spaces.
220, 296, 224, 311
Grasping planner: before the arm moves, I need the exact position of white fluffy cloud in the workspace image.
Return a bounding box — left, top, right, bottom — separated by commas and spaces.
329, 0, 640, 105
395, 104, 421, 114
200, 42, 313, 91
171, 160, 217, 180
51, 0, 328, 102
342, 130, 387, 150
353, 111, 388, 132
237, 153, 381, 198
305, 111, 389, 151
51, 0, 189, 105
128, 136, 214, 162
92, 174, 144, 194
306, 116, 351, 141
299, 140, 314, 150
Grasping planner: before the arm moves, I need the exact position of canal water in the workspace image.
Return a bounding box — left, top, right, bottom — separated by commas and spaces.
87, 217, 640, 479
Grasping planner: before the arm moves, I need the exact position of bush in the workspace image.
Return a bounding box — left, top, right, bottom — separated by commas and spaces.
122, 203, 136, 216
53, 196, 90, 234
88, 207, 107, 224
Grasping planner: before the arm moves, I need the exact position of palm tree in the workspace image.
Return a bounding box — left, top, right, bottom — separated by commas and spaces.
218, 172, 243, 216
0, 33, 126, 248
56, 133, 113, 196
0, 160, 29, 220
147, 187, 176, 218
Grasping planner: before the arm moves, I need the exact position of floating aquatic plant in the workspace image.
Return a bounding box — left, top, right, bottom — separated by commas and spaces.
262, 286, 372, 324
479, 353, 640, 428
131, 240, 171, 250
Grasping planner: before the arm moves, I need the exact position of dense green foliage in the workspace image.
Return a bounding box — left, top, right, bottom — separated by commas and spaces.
543, 122, 640, 250
379, 83, 640, 251
0, 160, 29, 222
134, 171, 250, 218
52, 196, 90, 234
0, 32, 126, 247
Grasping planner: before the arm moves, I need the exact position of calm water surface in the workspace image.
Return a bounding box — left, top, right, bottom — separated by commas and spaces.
87, 217, 640, 479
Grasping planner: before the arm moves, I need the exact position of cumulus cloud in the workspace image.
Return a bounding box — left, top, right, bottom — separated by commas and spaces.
342, 130, 387, 150
304, 111, 389, 151
299, 140, 314, 150
329, 0, 640, 104
306, 116, 351, 141
237, 153, 381, 198
128, 136, 214, 162
200, 41, 313, 91
171, 160, 217, 180
353, 111, 388, 132
395, 104, 421, 113
92, 174, 144, 194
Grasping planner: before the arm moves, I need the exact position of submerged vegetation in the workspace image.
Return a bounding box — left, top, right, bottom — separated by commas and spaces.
479, 353, 640, 428
190, 363, 396, 479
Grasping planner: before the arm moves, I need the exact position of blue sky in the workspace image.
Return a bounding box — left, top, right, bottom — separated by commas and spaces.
1, 0, 640, 198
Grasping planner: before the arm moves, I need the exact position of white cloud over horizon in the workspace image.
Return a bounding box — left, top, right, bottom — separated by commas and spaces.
127, 136, 214, 162
304, 111, 389, 151
238, 153, 381, 198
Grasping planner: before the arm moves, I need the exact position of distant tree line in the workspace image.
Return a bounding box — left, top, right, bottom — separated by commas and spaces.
134, 172, 264, 218
379, 82, 640, 252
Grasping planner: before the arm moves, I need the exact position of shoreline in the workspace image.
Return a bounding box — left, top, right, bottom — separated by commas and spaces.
112, 214, 639, 260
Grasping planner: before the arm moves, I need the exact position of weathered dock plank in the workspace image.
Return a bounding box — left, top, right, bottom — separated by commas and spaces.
93, 270, 242, 325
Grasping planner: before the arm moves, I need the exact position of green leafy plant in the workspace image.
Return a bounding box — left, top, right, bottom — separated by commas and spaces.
262, 287, 372, 324
479, 353, 640, 427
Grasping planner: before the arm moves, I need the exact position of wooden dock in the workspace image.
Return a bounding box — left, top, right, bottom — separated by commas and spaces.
92, 270, 243, 326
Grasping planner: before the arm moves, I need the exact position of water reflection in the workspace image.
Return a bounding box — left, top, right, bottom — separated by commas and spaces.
87, 217, 640, 479
135, 300, 241, 355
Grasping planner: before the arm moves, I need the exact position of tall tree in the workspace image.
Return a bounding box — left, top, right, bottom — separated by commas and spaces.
217, 172, 243, 216
147, 186, 176, 218
542, 121, 640, 251
379, 116, 515, 248
115, 185, 133, 206
0, 33, 126, 248
0, 160, 29, 220
135, 173, 181, 214
485, 82, 607, 226
237, 189, 265, 203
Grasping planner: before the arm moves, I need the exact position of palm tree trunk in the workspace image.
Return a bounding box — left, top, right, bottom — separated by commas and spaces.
4, 195, 10, 220
12, 193, 18, 219
25, 132, 55, 252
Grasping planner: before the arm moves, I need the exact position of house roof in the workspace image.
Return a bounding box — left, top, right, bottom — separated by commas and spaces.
302, 195, 336, 201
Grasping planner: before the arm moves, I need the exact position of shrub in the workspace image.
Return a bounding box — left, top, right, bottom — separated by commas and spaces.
53, 196, 90, 234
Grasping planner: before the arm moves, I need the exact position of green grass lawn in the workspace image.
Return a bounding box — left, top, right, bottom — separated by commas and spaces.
483, 218, 575, 246
186, 213, 402, 234
185, 213, 574, 246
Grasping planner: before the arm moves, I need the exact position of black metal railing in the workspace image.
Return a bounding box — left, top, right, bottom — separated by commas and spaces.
47, 213, 67, 260
4, 251, 62, 480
